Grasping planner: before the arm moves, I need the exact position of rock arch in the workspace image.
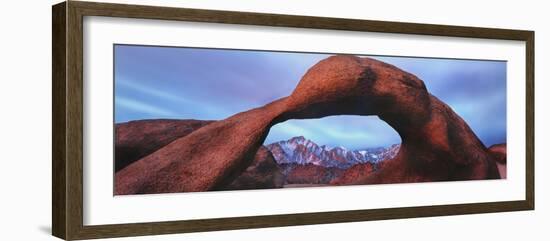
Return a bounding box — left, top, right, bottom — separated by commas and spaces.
115, 55, 500, 194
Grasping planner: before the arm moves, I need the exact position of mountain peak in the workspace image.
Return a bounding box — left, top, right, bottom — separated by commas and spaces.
289, 135, 307, 143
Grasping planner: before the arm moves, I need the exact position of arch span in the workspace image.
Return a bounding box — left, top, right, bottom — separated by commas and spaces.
115, 56, 500, 194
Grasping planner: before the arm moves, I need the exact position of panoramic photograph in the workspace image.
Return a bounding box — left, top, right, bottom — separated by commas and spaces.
113, 45, 507, 195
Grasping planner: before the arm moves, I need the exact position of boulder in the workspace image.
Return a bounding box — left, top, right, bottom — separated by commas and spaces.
221, 146, 285, 191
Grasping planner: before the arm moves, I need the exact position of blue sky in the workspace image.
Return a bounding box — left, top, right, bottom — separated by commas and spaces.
114, 45, 506, 149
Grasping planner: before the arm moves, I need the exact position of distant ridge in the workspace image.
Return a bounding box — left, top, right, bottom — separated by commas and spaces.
266, 136, 400, 169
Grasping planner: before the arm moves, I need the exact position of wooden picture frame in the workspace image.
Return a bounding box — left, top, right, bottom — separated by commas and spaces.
52, 1, 534, 240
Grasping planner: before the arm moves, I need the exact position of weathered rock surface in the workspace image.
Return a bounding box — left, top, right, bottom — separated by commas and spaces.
115, 119, 213, 172
221, 146, 285, 191
287, 56, 501, 185
115, 120, 284, 194
488, 143, 507, 178
281, 163, 345, 185
115, 55, 500, 194
330, 163, 376, 185
115, 98, 288, 194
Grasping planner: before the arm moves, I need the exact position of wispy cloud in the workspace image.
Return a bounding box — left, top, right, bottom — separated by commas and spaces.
116, 96, 177, 116
116, 76, 230, 119
117, 77, 195, 105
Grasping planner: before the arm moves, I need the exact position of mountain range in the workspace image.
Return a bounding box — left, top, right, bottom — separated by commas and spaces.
266, 136, 400, 169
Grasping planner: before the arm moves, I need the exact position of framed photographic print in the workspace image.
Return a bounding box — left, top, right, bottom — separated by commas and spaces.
52, 1, 534, 240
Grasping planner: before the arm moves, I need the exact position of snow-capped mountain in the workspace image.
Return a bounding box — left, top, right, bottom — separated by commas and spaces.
266, 136, 400, 169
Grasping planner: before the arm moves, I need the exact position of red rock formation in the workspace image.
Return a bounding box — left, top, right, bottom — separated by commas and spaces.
115, 98, 289, 194
115, 119, 285, 194
115, 119, 213, 172
284, 56, 500, 185
330, 163, 376, 185
115, 55, 500, 194
488, 143, 507, 179
221, 146, 285, 191
282, 164, 345, 184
